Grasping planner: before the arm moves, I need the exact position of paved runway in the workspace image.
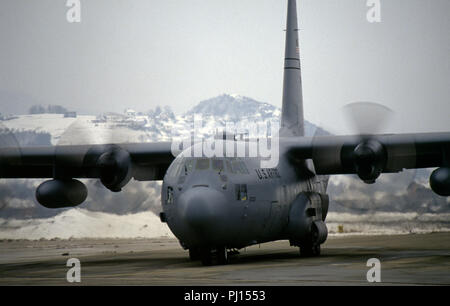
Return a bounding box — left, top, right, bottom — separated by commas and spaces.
0, 233, 449, 285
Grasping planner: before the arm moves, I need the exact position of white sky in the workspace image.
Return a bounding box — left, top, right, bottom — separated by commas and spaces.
0, 0, 449, 134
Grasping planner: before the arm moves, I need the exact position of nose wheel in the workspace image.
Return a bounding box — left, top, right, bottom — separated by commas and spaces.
197, 247, 229, 266
189, 248, 200, 261
299, 243, 321, 257
217, 247, 228, 265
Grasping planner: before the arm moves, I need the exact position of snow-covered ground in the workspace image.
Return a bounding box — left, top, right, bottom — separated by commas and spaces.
0, 209, 174, 240
2, 114, 152, 145
326, 212, 450, 236
1, 209, 449, 240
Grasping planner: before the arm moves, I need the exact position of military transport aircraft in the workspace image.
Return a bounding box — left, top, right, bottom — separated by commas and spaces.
0, 0, 449, 265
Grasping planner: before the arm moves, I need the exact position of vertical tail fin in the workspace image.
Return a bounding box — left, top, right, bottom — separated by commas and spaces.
280, 0, 305, 137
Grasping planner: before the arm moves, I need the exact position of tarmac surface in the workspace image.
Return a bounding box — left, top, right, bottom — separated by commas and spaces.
0, 232, 449, 285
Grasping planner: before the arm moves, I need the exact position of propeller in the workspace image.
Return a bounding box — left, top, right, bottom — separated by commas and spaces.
54, 115, 140, 192
341, 102, 394, 184
318, 101, 420, 214
0, 123, 21, 212
0, 111, 155, 210
342, 102, 393, 136
0, 122, 21, 164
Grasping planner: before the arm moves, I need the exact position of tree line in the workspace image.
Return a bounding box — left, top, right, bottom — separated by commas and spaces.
29, 105, 68, 114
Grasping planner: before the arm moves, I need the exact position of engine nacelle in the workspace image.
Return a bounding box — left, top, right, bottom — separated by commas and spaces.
430, 167, 450, 196
352, 139, 387, 184
36, 179, 88, 208
96, 145, 133, 192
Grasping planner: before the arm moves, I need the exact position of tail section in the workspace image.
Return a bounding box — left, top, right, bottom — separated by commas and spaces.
280, 0, 305, 137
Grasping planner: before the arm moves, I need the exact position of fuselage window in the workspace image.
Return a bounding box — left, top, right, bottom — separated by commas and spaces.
235, 184, 248, 201
196, 158, 210, 170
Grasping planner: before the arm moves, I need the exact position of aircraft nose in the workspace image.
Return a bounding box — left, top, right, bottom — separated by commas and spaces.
177, 187, 228, 235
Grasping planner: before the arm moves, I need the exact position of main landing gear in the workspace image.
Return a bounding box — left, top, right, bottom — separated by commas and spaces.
300, 224, 321, 257
297, 220, 327, 257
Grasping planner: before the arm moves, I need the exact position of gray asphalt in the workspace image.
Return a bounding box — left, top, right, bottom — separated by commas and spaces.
0, 233, 449, 285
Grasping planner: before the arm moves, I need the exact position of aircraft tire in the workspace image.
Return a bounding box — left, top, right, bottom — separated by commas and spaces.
217, 247, 228, 265
189, 248, 200, 261
299, 244, 321, 257
200, 248, 213, 266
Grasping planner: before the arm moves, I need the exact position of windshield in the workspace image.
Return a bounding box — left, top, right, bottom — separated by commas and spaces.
168, 157, 248, 176
195, 158, 210, 170
212, 159, 224, 172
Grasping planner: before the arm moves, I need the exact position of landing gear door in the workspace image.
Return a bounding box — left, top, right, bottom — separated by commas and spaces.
263, 200, 282, 238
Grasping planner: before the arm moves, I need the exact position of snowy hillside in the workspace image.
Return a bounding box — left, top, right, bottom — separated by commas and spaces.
186, 94, 278, 121
1, 94, 327, 146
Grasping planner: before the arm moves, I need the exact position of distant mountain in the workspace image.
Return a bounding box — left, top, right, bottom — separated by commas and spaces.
1, 93, 329, 144
185, 94, 328, 137
186, 94, 277, 121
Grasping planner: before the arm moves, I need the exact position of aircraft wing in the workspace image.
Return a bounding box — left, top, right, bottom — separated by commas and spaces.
0, 142, 175, 188
284, 132, 450, 195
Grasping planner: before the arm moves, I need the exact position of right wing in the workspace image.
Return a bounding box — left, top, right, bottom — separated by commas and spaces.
0, 141, 176, 208
0, 142, 175, 190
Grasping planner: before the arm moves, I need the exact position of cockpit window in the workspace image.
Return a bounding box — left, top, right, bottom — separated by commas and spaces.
231, 159, 249, 174
212, 159, 224, 172
169, 158, 195, 177
170, 158, 248, 175
183, 159, 195, 174
167, 159, 181, 178
195, 158, 210, 170
240, 161, 249, 174
226, 160, 234, 174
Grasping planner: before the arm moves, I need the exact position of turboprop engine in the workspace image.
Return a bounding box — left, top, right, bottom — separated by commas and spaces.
35, 144, 134, 208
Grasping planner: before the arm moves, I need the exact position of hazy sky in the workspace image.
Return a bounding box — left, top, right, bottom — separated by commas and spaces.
0, 0, 449, 134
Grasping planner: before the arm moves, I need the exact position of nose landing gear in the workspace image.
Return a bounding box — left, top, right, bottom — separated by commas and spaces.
299, 243, 321, 257
189, 247, 229, 266
189, 248, 201, 261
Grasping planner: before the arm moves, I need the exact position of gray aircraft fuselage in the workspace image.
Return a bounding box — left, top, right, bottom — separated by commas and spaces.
161, 141, 329, 252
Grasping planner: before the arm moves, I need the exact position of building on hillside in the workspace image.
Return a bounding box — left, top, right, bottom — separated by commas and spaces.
125, 108, 136, 117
